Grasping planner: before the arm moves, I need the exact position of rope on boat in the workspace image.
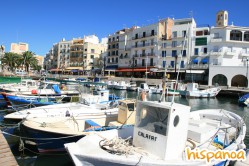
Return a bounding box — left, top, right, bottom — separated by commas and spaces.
99, 136, 147, 157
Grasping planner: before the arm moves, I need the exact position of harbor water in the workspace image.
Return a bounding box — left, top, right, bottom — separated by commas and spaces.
0, 89, 249, 166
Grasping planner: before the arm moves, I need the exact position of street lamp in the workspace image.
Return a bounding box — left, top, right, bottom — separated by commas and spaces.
242, 57, 249, 88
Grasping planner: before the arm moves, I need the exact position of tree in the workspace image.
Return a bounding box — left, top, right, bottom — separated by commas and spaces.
1, 52, 19, 72
21, 51, 38, 72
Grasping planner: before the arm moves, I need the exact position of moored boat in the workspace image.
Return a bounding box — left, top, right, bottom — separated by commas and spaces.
65, 100, 246, 166
179, 83, 221, 98
20, 99, 136, 153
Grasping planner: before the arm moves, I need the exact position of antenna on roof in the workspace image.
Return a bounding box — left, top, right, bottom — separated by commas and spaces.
189, 11, 193, 18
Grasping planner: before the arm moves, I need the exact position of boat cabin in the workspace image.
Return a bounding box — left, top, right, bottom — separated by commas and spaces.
133, 101, 190, 160
186, 83, 199, 91
79, 89, 110, 105
21, 79, 38, 87
108, 99, 136, 126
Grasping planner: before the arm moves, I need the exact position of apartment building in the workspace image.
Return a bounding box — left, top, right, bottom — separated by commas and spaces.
208, 10, 249, 87
45, 35, 107, 75
10, 42, 29, 54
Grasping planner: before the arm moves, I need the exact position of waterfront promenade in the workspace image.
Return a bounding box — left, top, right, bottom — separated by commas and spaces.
0, 131, 18, 166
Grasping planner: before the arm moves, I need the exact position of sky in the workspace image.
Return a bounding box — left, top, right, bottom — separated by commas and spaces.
0, 0, 248, 56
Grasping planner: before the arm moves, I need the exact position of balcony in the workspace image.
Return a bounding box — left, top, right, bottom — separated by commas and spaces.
210, 49, 223, 56
186, 64, 208, 69
132, 32, 158, 40
240, 51, 249, 57
210, 38, 222, 42
225, 50, 237, 56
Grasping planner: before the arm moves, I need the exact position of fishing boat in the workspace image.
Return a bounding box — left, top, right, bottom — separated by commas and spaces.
65, 100, 246, 166
137, 83, 151, 93
150, 84, 163, 94
127, 81, 138, 91
0, 79, 39, 92
4, 87, 121, 121
1, 92, 79, 108
114, 81, 128, 90
19, 99, 136, 153
179, 83, 221, 98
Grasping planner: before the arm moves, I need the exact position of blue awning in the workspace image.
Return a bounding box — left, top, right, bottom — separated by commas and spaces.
192, 59, 198, 64
201, 58, 209, 64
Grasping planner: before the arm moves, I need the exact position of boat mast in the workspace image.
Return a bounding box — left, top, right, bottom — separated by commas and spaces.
171, 23, 190, 104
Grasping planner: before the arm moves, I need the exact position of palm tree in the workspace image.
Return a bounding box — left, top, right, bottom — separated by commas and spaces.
21, 51, 38, 72
1, 52, 19, 72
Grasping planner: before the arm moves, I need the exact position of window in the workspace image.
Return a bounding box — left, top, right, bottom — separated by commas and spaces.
182, 31, 186, 37
163, 61, 166, 68
172, 31, 177, 38
143, 32, 146, 37
195, 37, 207, 46
135, 60, 137, 66
171, 61, 174, 67
172, 41, 177, 47
151, 48, 154, 55
172, 50, 177, 57
116, 50, 118, 55
91, 49, 95, 53
135, 34, 138, 39
91, 55, 94, 59
204, 30, 209, 35
162, 51, 166, 57
180, 61, 184, 68
196, 31, 203, 36
142, 50, 146, 56
244, 31, 249, 42
182, 50, 186, 57
151, 30, 155, 36
204, 47, 207, 54
162, 43, 167, 48
117, 36, 119, 41
150, 58, 153, 66
108, 45, 111, 49
85, 49, 87, 51
230, 30, 242, 41
135, 42, 138, 47
194, 48, 199, 55
112, 44, 115, 48
116, 57, 118, 63
142, 59, 145, 66
112, 37, 115, 41
142, 41, 146, 47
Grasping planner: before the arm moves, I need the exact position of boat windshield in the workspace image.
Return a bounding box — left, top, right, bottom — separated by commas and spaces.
137, 104, 169, 136
127, 103, 135, 111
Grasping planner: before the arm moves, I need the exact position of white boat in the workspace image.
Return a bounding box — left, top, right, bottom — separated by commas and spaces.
114, 81, 128, 90
106, 81, 118, 89
137, 83, 151, 93
150, 83, 163, 94
179, 83, 221, 98
4, 88, 120, 121
65, 100, 246, 166
19, 99, 136, 153
0, 79, 39, 92
126, 81, 137, 91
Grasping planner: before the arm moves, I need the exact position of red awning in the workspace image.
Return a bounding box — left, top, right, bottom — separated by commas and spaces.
116, 68, 150, 72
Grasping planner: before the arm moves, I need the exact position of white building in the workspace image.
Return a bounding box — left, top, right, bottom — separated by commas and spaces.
208, 10, 249, 87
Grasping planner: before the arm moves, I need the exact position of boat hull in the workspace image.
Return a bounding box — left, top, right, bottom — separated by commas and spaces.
20, 123, 84, 153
